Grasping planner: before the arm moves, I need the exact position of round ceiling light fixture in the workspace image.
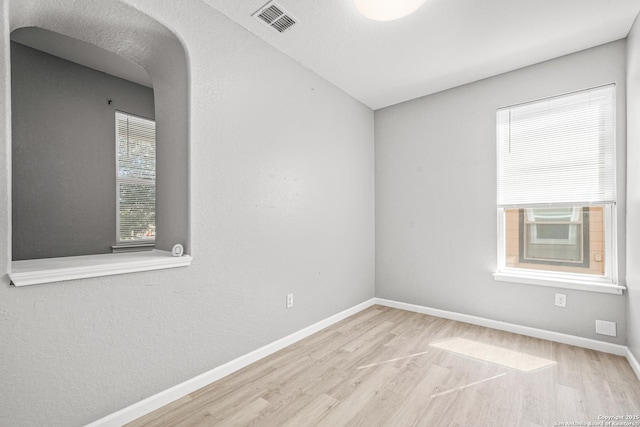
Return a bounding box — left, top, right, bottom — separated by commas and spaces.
354, 0, 427, 21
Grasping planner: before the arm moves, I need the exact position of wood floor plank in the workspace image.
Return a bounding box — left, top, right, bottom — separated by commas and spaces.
280, 393, 338, 427
387, 363, 452, 426
208, 397, 270, 426
127, 306, 640, 427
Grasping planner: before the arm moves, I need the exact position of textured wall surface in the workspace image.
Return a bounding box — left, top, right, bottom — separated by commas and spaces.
626, 16, 640, 363
11, 42, 155, 260
376, 41, 627, 344
0, 0, 375, 425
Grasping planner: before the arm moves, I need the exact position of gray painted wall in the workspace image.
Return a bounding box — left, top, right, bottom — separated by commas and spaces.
626, 16, 640, 363
376, 41, 627, 344
11, 41, 155, 260
0, 0, 375, 426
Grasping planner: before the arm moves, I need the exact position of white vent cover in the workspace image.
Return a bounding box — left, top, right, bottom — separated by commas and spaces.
253, 1, 298, 33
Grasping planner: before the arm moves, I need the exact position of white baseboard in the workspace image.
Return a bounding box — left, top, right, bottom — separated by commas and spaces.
627, 347, 640, 381
88, 297, 639, 426
85, 298, 377, 427
374, 298, 628, 356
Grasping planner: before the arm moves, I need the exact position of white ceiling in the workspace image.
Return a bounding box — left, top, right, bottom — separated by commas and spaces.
205, 0, 640, 109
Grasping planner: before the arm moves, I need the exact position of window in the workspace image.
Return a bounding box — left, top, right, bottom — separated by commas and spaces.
522, 207, 586, 265
115, 111, 156, 243
495, 85, 620, 292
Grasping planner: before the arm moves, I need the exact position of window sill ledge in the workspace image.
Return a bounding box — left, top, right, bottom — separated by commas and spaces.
493, 271, 625, 295
9, 249, 192, 287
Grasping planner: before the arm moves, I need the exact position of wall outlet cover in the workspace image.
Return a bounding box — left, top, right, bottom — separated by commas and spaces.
286, 293, 293, 309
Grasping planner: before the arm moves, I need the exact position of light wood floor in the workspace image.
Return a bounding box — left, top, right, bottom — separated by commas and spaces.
127, 306, 640, 427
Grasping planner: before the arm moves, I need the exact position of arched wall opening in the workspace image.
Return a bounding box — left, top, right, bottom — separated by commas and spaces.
2, 0, 190, 279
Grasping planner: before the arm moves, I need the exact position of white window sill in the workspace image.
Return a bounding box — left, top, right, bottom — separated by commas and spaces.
9, 249, 192, 287
493, 270, 625, 295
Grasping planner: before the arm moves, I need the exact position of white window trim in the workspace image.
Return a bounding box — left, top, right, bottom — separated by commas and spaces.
493, 271, 625, 295
9, 250, 192, 287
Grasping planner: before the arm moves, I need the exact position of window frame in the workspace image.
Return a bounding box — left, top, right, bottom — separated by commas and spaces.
494, 85, 622, 294
495, 205, 621, 294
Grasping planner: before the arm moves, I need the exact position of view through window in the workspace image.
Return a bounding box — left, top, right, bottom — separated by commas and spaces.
116, 111, 156, 243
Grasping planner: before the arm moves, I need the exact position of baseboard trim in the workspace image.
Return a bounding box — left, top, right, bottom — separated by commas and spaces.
374, 298, 628, 356
627, 347, 640, 381
86, 298, 377, 427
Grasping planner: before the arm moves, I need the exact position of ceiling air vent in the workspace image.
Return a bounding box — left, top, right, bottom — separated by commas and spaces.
253, 1, 298, 34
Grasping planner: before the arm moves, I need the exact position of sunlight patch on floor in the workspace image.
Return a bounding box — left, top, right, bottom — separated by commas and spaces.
430, 337, 555, 372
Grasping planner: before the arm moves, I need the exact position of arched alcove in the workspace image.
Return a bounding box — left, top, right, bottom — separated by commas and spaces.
3, 0, 190, 283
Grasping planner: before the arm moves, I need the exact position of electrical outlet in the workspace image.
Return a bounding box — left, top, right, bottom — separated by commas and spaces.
596, 320, 616, 337
286, 293, 293, 309
554, 293, 567, 308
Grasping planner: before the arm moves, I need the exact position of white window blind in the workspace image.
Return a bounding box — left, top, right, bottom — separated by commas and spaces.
497, 85, 616, 207
115, 111, 156, 242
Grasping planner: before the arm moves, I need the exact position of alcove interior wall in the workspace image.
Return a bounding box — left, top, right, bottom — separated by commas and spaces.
10, 37, 156, 260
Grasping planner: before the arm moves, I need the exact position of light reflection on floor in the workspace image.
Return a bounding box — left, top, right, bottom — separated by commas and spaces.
430, 337, 556, 372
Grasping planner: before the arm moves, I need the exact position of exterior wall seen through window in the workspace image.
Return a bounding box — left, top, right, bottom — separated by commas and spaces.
504, 206, 605, 276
